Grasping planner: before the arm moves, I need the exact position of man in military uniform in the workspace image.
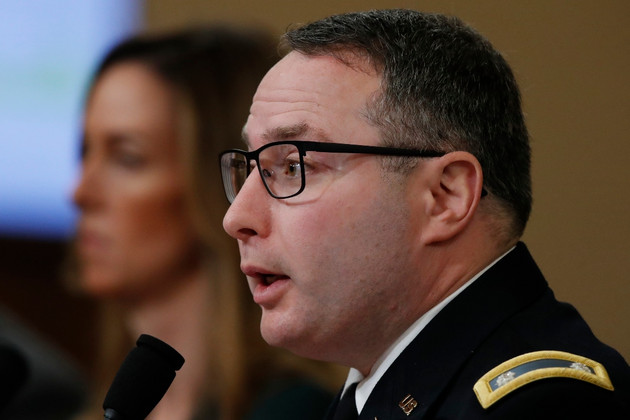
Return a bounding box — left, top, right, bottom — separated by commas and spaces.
220, 9, 630, 418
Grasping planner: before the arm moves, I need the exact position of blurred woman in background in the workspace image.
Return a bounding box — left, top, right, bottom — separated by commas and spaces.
71, 26, 343, 419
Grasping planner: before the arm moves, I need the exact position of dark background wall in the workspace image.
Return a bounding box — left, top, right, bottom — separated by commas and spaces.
0, 0, 627, 379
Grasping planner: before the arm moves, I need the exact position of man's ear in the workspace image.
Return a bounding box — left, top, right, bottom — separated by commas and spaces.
419, 151, 484, 245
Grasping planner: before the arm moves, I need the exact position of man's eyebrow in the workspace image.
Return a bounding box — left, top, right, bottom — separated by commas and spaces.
262, 122, 310, 141
242, 122, 332, 149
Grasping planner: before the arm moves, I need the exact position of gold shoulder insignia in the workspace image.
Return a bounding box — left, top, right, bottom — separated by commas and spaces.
473, 350, 614, 409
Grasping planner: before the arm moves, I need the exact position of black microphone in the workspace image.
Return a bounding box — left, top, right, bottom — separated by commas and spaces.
0, 344, 29, 412
103, 334, 185, 420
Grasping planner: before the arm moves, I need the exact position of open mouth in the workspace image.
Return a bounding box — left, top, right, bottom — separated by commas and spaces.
260, 274, 290, 286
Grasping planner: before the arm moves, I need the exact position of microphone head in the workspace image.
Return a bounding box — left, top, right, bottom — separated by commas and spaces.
103, 334, 184, 419
0, 344, 29, 412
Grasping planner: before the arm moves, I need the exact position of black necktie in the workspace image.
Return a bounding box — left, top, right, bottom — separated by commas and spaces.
332, 382, 358, 420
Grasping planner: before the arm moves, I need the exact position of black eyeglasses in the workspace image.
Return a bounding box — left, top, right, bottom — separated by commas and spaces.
219, 140, 446, 203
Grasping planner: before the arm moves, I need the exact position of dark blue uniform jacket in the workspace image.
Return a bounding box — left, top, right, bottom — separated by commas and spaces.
326, 242, 630, 419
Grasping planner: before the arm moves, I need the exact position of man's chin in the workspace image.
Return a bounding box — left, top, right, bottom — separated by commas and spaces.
260, 315, 287, 345
260, 315, 305, 352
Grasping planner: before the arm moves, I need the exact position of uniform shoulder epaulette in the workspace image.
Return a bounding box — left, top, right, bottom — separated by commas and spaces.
473, 350, 614, 408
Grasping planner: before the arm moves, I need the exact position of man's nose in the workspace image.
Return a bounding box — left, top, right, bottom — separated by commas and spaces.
222, 169, 271, 241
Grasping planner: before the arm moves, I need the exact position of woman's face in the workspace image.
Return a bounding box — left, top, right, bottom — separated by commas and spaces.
73, 61, 200, 300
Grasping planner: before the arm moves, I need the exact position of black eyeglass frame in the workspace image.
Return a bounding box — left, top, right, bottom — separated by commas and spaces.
220, 140, 451, 202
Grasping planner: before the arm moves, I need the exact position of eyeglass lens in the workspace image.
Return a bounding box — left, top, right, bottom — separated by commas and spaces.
221, 143, 305, 203
220, 152, 249, 203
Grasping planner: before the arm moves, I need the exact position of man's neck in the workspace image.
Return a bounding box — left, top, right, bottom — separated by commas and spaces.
347, 245, 516, 412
